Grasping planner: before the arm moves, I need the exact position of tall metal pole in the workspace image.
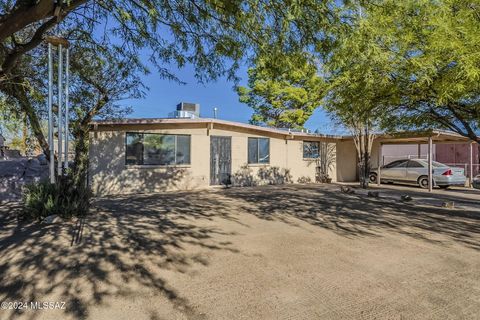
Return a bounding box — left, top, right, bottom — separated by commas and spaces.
64, 48, 69, 170
377, 143, 382, 186
57, 44, 63, 176
469, 142, 474, 188
48, 43, 55, 183
428, 137, 433, 192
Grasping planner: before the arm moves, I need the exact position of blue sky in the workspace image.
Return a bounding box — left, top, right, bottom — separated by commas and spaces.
121, 62, 337, 133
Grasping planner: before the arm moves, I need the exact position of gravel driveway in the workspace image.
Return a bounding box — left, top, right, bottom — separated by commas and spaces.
1, 184, 479, 319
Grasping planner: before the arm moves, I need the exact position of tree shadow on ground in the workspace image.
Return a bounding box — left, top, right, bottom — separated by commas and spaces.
0, 191, 241, 320
369, 184, 480, 204
221, 184, 480, 250
1, 184, 479, 320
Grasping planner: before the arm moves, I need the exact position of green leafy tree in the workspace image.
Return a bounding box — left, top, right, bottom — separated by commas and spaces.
0, 92, 35, 155
67, 42, 145, 190
322, 6, 395, 188
0, 96, 21, 142
330, 0, 480, 144
237, 51, 324, 129
0, 0, 335, 159
322, 0, 480, 187
382, 0, 480, 143
0, 35, 144, 215
0, 0, 338, 217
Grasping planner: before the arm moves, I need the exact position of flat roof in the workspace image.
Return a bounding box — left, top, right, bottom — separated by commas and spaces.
91, 118, 477, 144
91, 117, 343, 140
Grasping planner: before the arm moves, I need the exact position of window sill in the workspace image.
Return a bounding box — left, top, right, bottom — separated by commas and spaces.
247, 163, 270, 167
125, 164, 191, 169
303, 158, 320, 161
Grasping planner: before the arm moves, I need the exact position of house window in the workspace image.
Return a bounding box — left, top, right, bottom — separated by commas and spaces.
248, 137, 270, 164
126, 133, 143, 165
125, 132, 191, 165
303, 141, 320, 158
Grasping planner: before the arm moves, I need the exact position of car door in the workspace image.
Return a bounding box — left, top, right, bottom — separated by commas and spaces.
382, 160, 408, 180
406, 160, 426, 182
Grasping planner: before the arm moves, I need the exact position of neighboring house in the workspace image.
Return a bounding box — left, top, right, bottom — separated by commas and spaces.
436, 143, 480, 176
382, 143, 480, 176
381, 144, 434, 163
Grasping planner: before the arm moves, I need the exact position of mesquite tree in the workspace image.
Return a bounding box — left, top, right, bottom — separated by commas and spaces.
323, 5, 395, 188
326, 0, 480, 144
0, 0, 336, 172
68, 43, 145, 190
377, 0, 480, 143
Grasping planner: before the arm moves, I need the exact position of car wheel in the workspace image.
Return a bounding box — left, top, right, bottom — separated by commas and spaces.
418, 176, 429, 189
369, 173, 377, 183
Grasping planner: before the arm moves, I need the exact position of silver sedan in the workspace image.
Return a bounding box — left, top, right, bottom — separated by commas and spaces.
370, 159, 467, 189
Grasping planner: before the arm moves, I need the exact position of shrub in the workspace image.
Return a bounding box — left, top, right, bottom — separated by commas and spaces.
22, 175, 90, 221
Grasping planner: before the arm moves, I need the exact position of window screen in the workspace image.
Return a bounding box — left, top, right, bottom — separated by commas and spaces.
248, 137, 270, 164
303, 141, 320, 158
125, 133, 143, 165
176, 135, 191, 165
125, 133, 191, 165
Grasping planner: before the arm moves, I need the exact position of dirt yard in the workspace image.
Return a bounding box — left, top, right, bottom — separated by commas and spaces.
0, 184, 479, 320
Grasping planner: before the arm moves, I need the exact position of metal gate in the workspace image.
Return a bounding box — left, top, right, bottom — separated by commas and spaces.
210, 136, 232, 185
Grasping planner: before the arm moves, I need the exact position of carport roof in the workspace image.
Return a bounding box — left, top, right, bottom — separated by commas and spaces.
375, 129, 475, 145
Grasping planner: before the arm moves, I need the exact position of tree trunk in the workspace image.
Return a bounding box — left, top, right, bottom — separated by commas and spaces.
22, 114, 28, 154
72, 126, 90, 190
0, 79, 50, 159
352, 122, 375, 189
0, 0, 54, 44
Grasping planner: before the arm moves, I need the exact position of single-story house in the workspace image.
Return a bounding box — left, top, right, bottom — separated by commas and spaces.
89, 116, 475, 196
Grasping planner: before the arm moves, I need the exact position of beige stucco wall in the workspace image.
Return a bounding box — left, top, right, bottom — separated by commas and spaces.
89, 125, 338, 196
334, 139, 387, 182
335, 140, 358, 182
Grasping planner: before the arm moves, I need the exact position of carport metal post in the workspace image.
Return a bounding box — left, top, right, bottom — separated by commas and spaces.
469, 142, 474, 187
377, 143, 382, 186
428, 136, 433, 192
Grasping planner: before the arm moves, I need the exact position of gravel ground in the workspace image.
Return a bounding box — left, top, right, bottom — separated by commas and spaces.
0, 184, 479, 320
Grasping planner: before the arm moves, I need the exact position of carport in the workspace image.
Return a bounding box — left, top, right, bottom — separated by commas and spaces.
376, 130, 476, 192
